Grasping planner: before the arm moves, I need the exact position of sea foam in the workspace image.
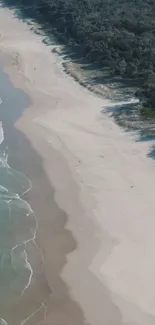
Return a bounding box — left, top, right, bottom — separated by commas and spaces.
0, 111, 37, 325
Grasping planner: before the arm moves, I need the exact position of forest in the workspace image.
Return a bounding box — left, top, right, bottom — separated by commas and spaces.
3, 0, 155, 115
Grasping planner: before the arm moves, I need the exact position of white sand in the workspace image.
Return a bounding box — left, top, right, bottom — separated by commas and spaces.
0, 6, 155, 325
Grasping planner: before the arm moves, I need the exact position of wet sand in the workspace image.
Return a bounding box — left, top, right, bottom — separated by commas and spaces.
1, 5, 155, 325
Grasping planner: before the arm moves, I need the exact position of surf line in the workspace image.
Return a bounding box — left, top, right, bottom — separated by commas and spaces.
0, 318, 7, 325
10, 205, 38, 296
20, 301, 46, 325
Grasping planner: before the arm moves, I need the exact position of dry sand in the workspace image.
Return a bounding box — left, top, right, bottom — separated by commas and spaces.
0, 5, 155, 325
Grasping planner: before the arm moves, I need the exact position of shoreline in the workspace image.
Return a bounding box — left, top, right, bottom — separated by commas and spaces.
0, 58, 87, 325
1, 5, 155, 325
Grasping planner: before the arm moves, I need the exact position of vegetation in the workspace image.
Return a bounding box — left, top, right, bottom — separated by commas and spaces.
4, 0, 155, 113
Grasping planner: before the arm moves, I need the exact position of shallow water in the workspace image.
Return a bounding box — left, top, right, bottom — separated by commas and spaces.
0, 67, 37, 324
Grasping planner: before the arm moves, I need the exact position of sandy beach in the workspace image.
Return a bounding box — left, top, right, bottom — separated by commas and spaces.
1, 5, 155, 325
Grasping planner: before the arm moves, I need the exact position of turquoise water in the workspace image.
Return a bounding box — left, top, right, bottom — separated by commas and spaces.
0, 148, 36, 294
0, 68, 36, 324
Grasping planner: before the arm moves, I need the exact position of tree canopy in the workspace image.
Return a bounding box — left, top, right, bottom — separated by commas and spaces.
4, 0, 155, 114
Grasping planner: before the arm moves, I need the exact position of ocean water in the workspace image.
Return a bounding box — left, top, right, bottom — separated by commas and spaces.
0, 68, 36, 325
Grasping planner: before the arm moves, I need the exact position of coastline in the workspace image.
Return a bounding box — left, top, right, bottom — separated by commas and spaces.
0, 72, 86, 325
1, 5, 155, 325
